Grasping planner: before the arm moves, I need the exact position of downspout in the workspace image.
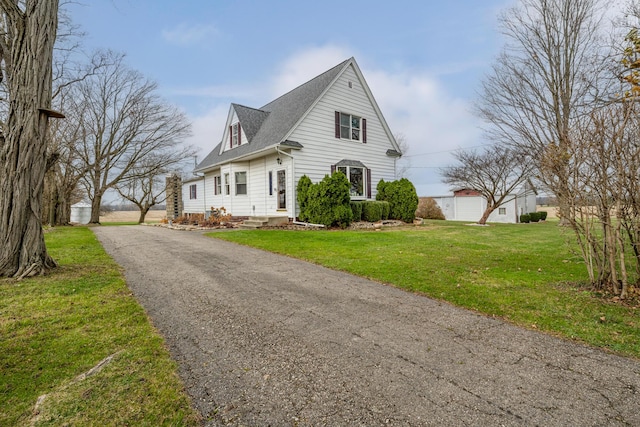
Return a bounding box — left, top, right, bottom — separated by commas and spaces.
276, 146, 295, 220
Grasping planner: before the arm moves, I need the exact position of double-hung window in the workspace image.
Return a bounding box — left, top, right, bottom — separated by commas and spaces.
335, 112, 366, 142
235, 171, 247, 195
337, 166, 364, 198
230, 123, 241, 148
224, 173, 230, 195
189, 184, 197, 200
214, 176, 222, 195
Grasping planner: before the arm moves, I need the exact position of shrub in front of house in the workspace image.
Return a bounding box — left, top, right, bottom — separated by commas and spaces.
362, 201, 383, 222
296, 175, 313, 222
529, 212, 541, 222
301, 172, 353, 228
380, 201, 390, 220
520, 214, 531, 223
350, 201, 364, 221
376, 178, 419, 223
539, 211, 548, 221
415, 197, 446, 220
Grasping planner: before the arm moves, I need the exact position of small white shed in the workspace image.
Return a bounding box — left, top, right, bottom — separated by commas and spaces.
70, 201, 91, 224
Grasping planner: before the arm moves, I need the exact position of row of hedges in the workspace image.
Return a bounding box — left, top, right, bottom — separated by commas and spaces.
350, 200, 391, 222
297, 173, 419, 227
520, 211, 548, 223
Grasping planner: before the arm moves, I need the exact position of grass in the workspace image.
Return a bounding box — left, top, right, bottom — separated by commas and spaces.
209, 220, 640, 359
0, 227, 201, 426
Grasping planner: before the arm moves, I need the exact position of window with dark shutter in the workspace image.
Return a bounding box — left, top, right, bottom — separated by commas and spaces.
366, 168, 371, 198
331, 164, 336, 174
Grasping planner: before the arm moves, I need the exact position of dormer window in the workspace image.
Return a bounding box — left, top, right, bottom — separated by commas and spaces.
334, 111, 367, 143
229, 122, 241, 148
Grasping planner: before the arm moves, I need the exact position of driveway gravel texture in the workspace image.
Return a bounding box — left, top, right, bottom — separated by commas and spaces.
93, 226, 640, 426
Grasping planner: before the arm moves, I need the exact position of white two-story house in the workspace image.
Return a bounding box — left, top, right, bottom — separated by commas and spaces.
182, 57, 402, 220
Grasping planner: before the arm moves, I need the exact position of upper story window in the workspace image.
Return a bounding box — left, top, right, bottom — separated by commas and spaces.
335, 111, 367, 143
229, 122, 241, 148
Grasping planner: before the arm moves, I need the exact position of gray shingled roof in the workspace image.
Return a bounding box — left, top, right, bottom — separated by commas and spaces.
195, 58, 351, 172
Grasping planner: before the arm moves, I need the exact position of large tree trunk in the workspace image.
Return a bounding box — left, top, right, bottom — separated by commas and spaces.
90, 192, 103, 224
0, 1, 59, 278
138, 207, 150, 224
477, 206, 496, 225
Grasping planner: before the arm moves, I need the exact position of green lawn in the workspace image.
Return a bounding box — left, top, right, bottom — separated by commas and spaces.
0, 227, 201, 426
209, 220, 640, 359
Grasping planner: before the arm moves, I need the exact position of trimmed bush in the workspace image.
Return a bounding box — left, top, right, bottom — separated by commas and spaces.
415, 197, 445, 220
362, 201, 383, 222
350, 201, 363, 221
529, 212, 541, 222
296, 175, 313, 222
380, 201, 390, 220
302, 172, 353, 228
520, 214, 531, 223
539, 211, 548, 221
376, 178, 419, 223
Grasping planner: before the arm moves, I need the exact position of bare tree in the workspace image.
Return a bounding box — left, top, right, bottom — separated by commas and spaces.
394, 132, 411, 179
68, 51, 192, 223
0, 1, 60, 278
42, 50, 118, 226
114, 153, 195, 224
476, 0, 606, 224
441, 145, 535, 225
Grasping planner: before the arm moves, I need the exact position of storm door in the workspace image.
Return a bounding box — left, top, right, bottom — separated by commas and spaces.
277, 170, 286, 210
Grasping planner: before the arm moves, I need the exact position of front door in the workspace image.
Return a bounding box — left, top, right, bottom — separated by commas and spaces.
277, 170, 286, 210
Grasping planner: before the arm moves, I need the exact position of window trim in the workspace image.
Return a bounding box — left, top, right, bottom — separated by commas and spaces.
337, 165, 366, 199
229, 122, 242, 148
335, 111, 367, 143
235, 171, 247, 196
214, 175, 222, 195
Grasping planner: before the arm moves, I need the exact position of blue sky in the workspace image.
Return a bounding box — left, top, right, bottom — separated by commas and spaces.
66, 0, 513, 196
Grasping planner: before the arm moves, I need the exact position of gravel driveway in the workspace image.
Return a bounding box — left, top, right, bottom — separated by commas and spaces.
93, 226, 640, 426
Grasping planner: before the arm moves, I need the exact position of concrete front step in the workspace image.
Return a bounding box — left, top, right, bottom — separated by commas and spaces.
239, 215, 289, 229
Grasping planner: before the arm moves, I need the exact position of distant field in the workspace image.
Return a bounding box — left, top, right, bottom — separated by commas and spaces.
100, 210, 166, 223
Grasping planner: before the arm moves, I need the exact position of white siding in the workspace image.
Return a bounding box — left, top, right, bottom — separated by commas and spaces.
289, 64, 397, 199
456, 196, 485, 222
182, 178, 205, 214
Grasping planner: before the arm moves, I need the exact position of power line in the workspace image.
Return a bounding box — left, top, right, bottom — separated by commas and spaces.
403, 144, 492, 158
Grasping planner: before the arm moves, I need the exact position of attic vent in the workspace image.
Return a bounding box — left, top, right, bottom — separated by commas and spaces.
348, 81, 352, 88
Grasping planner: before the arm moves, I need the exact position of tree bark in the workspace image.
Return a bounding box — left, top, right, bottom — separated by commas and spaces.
90, 192, 103, 224
477, 206, 496, 225
0, 1, 59, 278
138, 207, 150, 224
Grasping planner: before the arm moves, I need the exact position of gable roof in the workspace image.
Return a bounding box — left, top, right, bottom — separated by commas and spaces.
195, 57, 397, 172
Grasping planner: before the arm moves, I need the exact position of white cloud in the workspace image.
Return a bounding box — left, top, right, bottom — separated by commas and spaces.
269, 45, 355, 97
185, 105, 229, 161
162, 23, 218, 46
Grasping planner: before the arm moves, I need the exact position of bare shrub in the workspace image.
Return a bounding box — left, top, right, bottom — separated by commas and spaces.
416, 197, 445, 220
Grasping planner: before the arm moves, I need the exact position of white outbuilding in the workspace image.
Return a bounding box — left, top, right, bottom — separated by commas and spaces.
70, 201, 92, 224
